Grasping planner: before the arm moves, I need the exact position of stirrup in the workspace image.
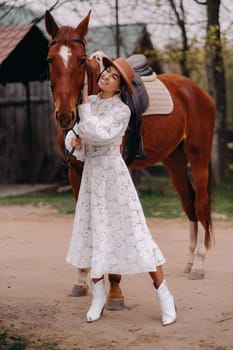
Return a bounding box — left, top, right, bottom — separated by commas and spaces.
135, 151, 146, 160
135, 137, 146, 160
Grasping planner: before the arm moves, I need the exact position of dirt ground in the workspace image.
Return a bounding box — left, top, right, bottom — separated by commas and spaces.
0, 205, 232, 350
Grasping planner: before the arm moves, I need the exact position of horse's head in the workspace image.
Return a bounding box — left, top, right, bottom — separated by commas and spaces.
45, 10, 91, 129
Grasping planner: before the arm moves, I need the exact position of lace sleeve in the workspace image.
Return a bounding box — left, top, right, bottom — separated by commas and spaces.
77, 102, 130, 146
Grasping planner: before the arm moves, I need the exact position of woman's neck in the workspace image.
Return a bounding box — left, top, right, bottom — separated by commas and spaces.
100, 91, 117, 99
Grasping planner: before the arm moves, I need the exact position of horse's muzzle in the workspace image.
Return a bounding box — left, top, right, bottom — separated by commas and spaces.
55, 110, 76, 129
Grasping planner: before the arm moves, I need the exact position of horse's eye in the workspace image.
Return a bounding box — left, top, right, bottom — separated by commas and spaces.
47, 57, 52, 64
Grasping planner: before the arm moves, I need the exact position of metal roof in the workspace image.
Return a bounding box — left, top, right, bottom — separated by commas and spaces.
0, 24, 49, 84
0, 24, 33, 64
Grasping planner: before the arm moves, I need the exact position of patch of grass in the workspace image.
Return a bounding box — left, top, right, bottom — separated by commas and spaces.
0, 178, 232, 220
0, 328, 27, 350
139, 179, 233, 220
0, 328, 76, 350
139, 191, 183, 218
135, 176, 184, 218
212, 182, 233, 218
0, 192, 76, 215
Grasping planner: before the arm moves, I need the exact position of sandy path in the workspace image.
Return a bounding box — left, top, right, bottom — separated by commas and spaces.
0, 205, 232, 349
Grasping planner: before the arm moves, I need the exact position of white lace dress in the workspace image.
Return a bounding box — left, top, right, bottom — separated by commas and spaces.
65, 94, 165, 278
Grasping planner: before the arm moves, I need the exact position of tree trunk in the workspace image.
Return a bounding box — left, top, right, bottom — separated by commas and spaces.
205, 0, 229, 182
168, 0, 190, 77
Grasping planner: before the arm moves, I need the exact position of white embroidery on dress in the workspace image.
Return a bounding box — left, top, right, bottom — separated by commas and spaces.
66, 94, 165, 278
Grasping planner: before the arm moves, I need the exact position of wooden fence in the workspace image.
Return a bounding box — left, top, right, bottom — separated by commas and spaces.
0, 81, 63, 184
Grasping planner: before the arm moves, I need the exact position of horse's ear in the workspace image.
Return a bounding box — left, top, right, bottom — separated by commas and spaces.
45, 10, 59, 38
76, 10, 92, 38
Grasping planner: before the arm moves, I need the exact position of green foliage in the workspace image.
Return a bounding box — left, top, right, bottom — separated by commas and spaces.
187, 45, 208, 89
161, 44, 182, 74
0, 329, 27, 350
0, 327, 79, 350
223, 45, 233, 122
212, 182, 233, 219
205, 25, 225, 75
206, 25, 221, 53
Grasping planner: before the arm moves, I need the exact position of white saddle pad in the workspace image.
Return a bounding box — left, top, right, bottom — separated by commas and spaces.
142, 73, 174, 115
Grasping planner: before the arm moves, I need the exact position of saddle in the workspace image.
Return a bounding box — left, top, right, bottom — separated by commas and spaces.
122, 54, 153, 165
127, 54, 153, 77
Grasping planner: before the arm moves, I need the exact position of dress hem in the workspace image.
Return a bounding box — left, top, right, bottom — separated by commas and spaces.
66, 258, 166, 279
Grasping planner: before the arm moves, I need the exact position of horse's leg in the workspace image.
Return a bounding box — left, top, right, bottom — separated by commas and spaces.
163, 146, 200, 275
105, 274, 124, 311
190, 226, 207, 280
68, 161, 83, 201
185, 158, 212, 280
70, 268, 90, 296
184, 221, 198, 274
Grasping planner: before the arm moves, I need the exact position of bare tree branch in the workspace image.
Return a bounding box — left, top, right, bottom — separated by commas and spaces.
167, 0, 190, 76
0, 2, 17, 22
31, 0, 75, 24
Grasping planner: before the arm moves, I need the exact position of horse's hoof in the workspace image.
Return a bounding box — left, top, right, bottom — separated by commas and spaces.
105, 298, 125, 311
184, 262, 193, 274
189, 270, 205, 280
69, 284, 88, 297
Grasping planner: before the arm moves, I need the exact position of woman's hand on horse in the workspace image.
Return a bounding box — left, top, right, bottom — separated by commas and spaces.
82, 71, 89, 103
84, 71, 88, 85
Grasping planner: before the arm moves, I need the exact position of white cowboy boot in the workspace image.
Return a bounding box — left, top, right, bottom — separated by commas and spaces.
87, 279, 106, 322
155, 280, 176, 326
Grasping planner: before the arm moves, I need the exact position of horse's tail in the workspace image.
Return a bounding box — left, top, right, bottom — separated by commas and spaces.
205, 161, 214, 249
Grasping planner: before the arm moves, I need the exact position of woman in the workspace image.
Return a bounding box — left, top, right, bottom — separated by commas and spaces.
65, 56, 176, 326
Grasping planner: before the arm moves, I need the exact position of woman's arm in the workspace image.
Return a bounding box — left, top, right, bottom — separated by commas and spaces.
77, 102, 130, 146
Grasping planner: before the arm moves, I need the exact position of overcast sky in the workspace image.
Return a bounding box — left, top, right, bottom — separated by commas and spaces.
5, 0, 233, 48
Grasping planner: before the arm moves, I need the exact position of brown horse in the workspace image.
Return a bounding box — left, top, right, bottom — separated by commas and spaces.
45, 10, 215, 309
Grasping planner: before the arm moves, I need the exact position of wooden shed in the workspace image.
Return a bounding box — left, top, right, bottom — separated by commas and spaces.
0, 24, 61, 184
